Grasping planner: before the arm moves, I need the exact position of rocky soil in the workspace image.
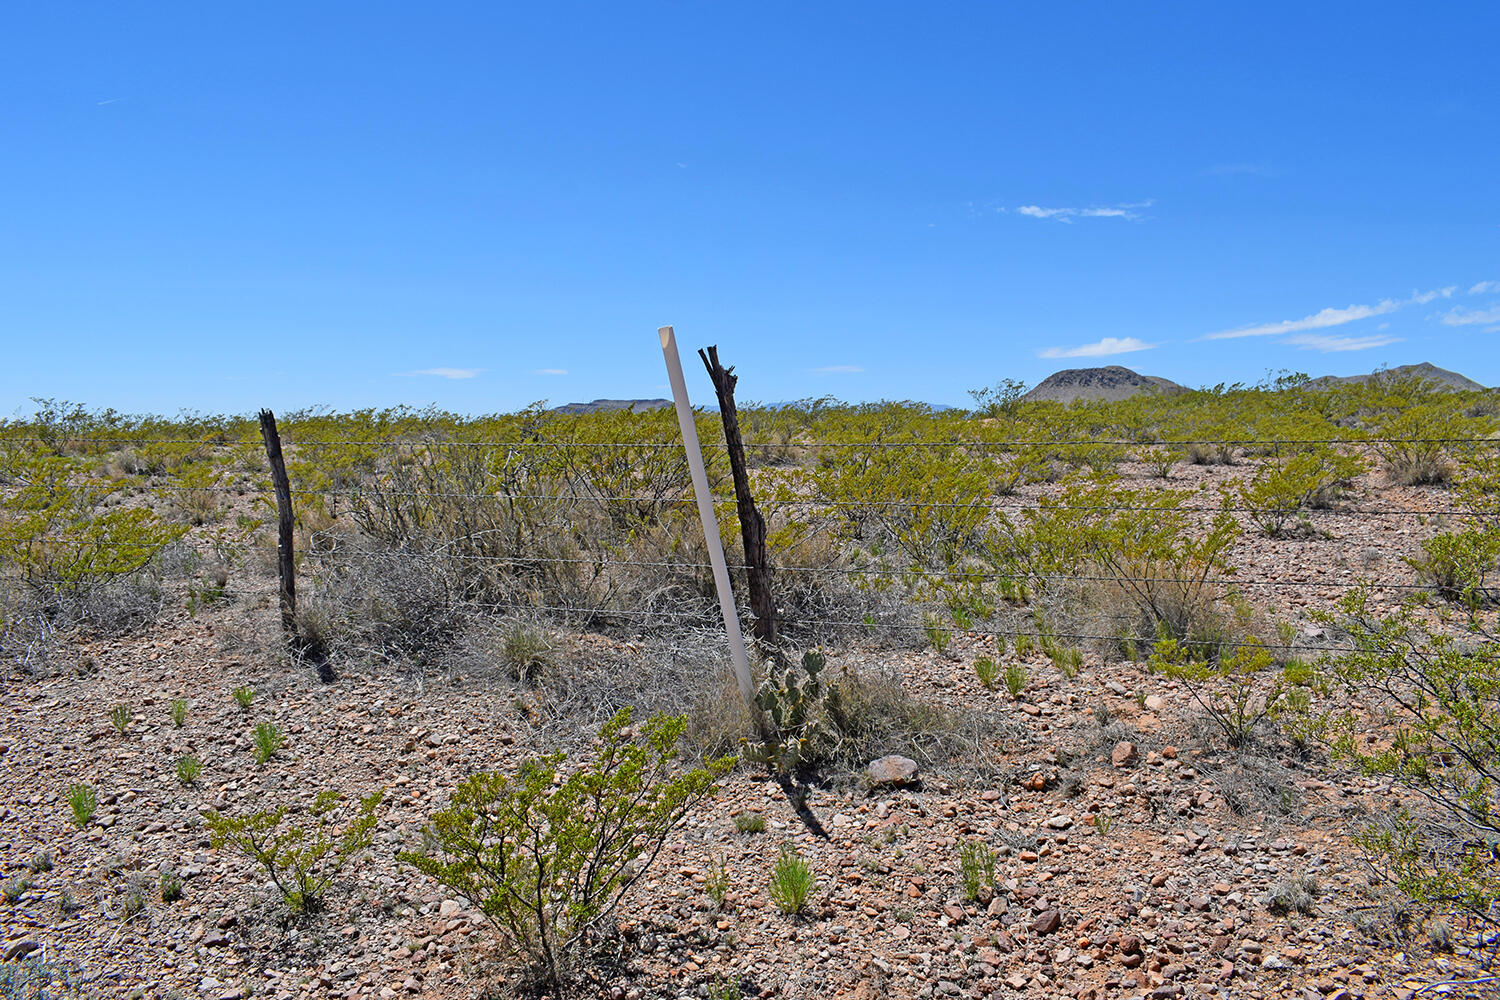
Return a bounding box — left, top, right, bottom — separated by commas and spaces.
2, 462, 1496, 1000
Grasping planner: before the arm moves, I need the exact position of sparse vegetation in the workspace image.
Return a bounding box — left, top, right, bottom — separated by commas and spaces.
769, 844, 815, 915
65, 783, 96, 828
108, 703, 131, 734
160, 869, 183, 903
973, 655, 999, 690
733, 813, 766, 834
705, 855, 731, 910
252, 722, 283, 764
169, 698, 187, 728
203, 789, 383, 914
1265, 874, 1319, 916
1003, 663, 1027, 699
2, 877, 30, 904
232, 686, 254, 710
957, 839, 996, 902
175, 754, 202, 785
399, 709, 731, 986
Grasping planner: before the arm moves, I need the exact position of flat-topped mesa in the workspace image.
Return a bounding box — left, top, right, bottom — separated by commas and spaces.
1022, 365, 1187, 404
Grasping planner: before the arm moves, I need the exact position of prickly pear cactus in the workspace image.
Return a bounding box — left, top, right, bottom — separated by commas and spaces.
742, 649, 833, 774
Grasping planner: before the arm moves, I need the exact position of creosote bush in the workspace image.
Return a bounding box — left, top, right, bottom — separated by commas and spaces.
203, 789, 382, 914
399, 709, 732, 986
1299, 589, 1500, 937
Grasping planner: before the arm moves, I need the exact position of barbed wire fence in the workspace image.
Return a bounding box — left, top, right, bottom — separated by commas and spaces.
3, 415, 1494, 679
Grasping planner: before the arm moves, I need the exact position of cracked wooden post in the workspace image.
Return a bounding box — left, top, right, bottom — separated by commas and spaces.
698, 344, 777, 646
257, 409, 297, 641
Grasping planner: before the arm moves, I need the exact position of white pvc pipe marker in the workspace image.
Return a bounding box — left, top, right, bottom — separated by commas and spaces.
658, 325, 755, 706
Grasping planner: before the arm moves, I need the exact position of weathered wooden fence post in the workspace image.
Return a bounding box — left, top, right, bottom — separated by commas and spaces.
258, 409, 334, 681
658, 327, 756, 706
698, 345, 777, 646
257, 409, 297, 639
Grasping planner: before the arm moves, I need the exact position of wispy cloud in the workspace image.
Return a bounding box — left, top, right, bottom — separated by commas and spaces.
1441, 306, 1500, 327
1013, 199, 1153, 223
812, 365, 865, 374
96, 97, 124, 106
1039, 337, 1156, 359
1470, 280, 1500, 295
1283, 333, 1403, 353
397, 367, 482, 380
1204, 287, 1455, 340
536, 368, 568, 375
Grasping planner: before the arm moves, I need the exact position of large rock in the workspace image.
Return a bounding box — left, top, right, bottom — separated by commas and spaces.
866, 755, 919, 787
1111, 741, 1139, 768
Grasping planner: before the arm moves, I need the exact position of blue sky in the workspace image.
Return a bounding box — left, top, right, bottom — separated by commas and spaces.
3, 3, 1498, 417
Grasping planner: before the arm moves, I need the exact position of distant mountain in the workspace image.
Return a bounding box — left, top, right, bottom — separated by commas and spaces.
1307, 362, 1488, 392
1022, 366, 1187, 404
549, 398, 672, 415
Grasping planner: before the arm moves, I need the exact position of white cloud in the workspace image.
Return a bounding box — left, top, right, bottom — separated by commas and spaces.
397, 367, 482, 379
1014, 199, 1153, 223
1039, 337, 1156, 359
1470, 280, 1500, 295
812, 365, 865, 373
1204, 287, 1454, 340
1441, 306, 1500, 327
536, 368, 568, 375
1282, 333, 1403, 352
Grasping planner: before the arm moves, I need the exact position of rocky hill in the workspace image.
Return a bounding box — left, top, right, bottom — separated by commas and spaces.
1021, 366, 1187, 404
548, 398, 672, 415
1307, 362, 1488, 392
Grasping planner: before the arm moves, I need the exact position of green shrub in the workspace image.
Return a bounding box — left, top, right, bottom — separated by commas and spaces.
108, 704, 131, 734
768, 844, 814, 915
169, 698, 187, 728
65, 783, 96, 828
733, 813, 766, 834
0, 453, 185, 622
957, 839, 996, 902
203, 788, 382, 913
1237, 447, 1365, 537
27, 851, 52, 874
176, 754, 203, 785
705, 855, 731, 910
1150, 639, 1291, 746
252, 722, 282, 764
160, 869, 183, 903
1406, 528, 1500, 609
1300, 591, 1500, 936
2, 877, 30, 904
1003, 663, 1027, 699
973, 656, 999, 691
399, 709, 731, 986
232, 686, 254, 710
